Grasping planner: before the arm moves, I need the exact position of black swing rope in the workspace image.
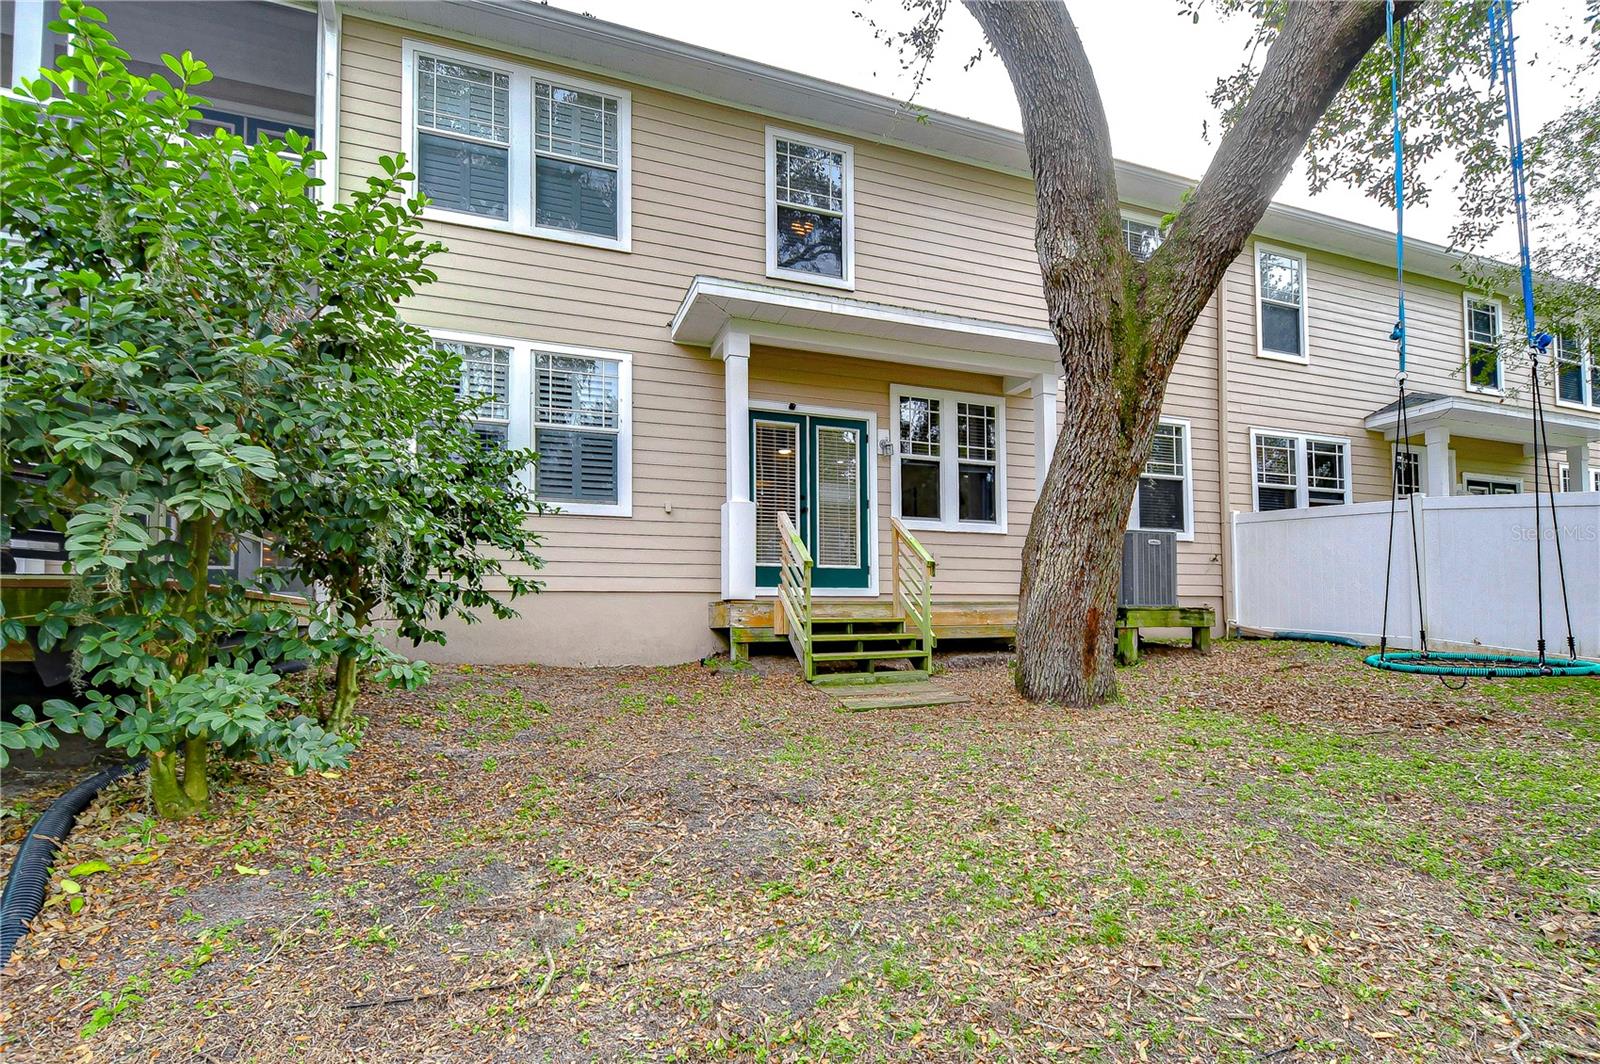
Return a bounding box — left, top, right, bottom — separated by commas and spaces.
1367, 0, 1598, 681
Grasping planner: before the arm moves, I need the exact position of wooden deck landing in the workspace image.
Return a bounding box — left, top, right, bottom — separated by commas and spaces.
709, 598, 1019, 649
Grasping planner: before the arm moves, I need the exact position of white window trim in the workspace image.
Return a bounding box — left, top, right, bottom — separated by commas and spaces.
1253, 242, 1310, 365
1553, 328, 1599, 412
1462, 293, 1506, 395
765, 126, 855, 291
1461, 472, 1523, 495
429, 328, 633, 517
1561, 465, 1600, 492
1390, 443, 1430, 497
1249, 428, 1353, 511
400, 39, 632, 252
889, 385, 1008, 534
1120, 209, 1164, 263
1128, 417, 1194, 542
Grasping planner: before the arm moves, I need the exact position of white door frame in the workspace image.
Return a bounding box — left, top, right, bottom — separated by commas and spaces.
750, 399, 880, 598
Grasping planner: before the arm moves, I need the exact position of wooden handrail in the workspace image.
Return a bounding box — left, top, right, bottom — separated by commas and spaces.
890, 517, 935, 651
774, 511, 812, 654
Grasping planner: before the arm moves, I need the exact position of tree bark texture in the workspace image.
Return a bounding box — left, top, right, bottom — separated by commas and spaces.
963, 0, 1411, 704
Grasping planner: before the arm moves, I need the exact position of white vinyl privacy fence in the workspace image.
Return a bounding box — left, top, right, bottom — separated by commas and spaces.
1232, 493, 1600, 658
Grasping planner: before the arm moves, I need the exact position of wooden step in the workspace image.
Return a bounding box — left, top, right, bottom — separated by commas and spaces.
837, 685, 968, 712
810, 616, 907, 628
811, 648, 929, 663
811, 669, 931, 687
810, 631, 919, 643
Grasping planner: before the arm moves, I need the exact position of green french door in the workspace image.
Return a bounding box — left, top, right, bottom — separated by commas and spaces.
751, 411, 871, 590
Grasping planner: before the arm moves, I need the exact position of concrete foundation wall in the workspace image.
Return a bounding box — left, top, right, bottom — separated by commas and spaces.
390, 593, 725, 666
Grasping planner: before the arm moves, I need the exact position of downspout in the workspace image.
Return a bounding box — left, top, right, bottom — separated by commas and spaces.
1214, 276, 1233, 635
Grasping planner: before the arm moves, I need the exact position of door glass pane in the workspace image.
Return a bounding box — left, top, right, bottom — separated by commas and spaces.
753, 422, 799, 567
814, 426, 860, 568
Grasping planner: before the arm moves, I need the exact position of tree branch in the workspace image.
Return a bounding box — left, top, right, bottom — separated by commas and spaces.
1144, 1, 1421, 387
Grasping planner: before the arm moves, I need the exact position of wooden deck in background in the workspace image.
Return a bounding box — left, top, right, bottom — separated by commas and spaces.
709, 598, 1019, 648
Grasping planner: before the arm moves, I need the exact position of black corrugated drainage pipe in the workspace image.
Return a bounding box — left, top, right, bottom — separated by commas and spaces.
0, 757, 146, 966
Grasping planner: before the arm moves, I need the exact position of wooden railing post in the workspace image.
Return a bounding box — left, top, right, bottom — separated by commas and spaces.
889, 517, 937, 664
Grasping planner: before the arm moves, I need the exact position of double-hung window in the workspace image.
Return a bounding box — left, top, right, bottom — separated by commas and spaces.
441, 338, 512, 447
1132, 420, 1190, 538
892, 386, 1004, 531
533, 81, 622, 239
406, 42, 631, 249
1252, 430, 1350, 511
1464, 296, 1503, 392
1121, 215, 1163, 262
1555, 329, 1599, 409
1255, 244, 1308, 362
767, 128, 853, 287
414, 54, 512, 221
430, 331, 633, 515
533, 353, 623, 506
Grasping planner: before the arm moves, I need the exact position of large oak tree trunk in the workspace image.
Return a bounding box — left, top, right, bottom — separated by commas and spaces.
964, 0, 1410, 705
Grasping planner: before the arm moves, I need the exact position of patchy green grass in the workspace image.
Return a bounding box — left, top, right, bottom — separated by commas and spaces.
4, 643, 1598, 1060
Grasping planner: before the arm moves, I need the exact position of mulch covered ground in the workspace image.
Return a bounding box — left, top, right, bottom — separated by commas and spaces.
2, 640, 1597, 1061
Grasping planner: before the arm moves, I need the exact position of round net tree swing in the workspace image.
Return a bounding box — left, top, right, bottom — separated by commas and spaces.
1367, 0, 1600, 680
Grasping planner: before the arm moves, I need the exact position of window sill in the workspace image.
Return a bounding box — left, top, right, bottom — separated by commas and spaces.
1256, 349, 1310, 365
1466, 383, 1505, 397
896, 517, 1009, 536
1553, 397, 1600, 415
535, 500, 632, 518
766, 266, 855, 292
421, 206, 631, 253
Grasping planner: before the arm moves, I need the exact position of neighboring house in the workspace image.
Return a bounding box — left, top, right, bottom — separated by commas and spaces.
7, 0, 1599, 666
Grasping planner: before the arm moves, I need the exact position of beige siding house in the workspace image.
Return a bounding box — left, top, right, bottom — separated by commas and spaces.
16, 0, 1591, 665
325, 1, 1598, 666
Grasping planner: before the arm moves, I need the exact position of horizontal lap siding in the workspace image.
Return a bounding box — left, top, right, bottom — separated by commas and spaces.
1222, 248, 1600, 509
749, 349, 1032, 601
336, 18, 1056, 599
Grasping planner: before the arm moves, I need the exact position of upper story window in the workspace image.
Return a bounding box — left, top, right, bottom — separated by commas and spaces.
431, 331, 633, 516
533, 82, 622, 239
1121, 215, 1162, 262
891, 386, 1004, 532
1132, 419, 1191, 539
415, 55, 512, 221
1252, 430, 1350, 511
767, 128, 854, 289
1555, 329, 1598, 409
1255, 245, 1308, 363
404, 42, 632, 250
1464, 296, 1503, 393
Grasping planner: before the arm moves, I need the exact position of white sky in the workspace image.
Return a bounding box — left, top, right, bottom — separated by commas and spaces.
554, 0, 1594, 255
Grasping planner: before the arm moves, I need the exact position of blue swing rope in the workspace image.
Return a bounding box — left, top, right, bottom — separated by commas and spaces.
1376, 0, 1429, 665
1368, 0, 1597, 679
1488, 0, 1579, 665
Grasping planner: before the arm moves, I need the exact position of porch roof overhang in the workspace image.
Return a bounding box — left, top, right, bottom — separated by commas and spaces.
1363, 391, 1600, 449
670, 276, 1060, 385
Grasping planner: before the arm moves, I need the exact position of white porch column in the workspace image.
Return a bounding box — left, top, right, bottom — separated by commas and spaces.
1032, 371, 1059, 492
1566, 445, 1594, 491
1424, 426, 1453, 497
10, 0, 49, 89
716, 327, 756, 599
